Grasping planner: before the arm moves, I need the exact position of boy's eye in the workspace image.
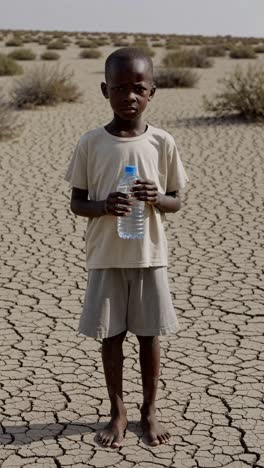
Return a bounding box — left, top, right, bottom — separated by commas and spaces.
135, 86, 146, 93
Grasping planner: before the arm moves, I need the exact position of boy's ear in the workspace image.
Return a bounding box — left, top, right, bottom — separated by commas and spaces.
148, 85, 156, 101
101, 82, 109, 99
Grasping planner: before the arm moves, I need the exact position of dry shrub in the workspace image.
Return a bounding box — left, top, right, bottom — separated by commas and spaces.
8, 48, 36, 60
40, 51, 60, 61
152, 42, 163, 48
11, 65, 81, 109
38, 37, 50, 45
78, 40, 94, 48
229, 46, 257, 59
79, 49, 102, 59
154, 68, 199, 88
200, 45, 226, 57
254, 44, 264, 54
133, 39, 149, 48
5, 38, 23, 47
22, 35, 33, 43
203, 64, 264, 120
163, 49, 213, 68
143, 47, 155, 58
76, 39, 100, 48
132, 46, 155, 58
166, 39, 180, 49
47, 40, 66, 50
0, 53, 23, 75
113, 41, 130, 47
96, 38, 110, 46
0, 93, 20, 140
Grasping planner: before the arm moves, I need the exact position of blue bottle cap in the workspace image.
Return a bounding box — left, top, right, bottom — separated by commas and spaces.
125, 165, 137, 176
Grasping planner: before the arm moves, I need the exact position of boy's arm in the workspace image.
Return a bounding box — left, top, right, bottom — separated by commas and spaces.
155, 190, 181, 213
70, 188, 106, 217
70, 187, 132, 218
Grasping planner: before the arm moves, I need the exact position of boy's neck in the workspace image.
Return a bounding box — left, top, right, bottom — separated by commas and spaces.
105, 116, 147, 138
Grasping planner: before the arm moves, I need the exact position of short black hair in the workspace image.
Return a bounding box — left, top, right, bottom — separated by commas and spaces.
105, 47, 153, 81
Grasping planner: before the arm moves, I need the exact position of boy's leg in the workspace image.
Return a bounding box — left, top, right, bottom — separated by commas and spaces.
137, 335, 171, 446
97, 331, 127, 448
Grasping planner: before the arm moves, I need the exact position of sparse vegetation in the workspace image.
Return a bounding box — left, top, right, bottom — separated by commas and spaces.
229, 46, 257, 59
166, 39, 180, 49
0, 53, 23, 75
113, 41, 130, 47
0, 92, 20, 140
77, 40, 94, 48
253, 44, 264, 54
131, 45, 155, 58
154, 68, 199, 88
40, 51, 60, 60
8, 48, 36, 60
5, 38, 23, 47
79, 49, 102, 59
47, 40, 66, 50
11, 65, 81, 109
203, 65, 264, 120
201, 45, 226, 57
95, 37, 110, 46
152, 42, 163, 48
163, 49, 213, 68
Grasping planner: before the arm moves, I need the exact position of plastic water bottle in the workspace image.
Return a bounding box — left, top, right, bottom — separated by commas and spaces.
117, 165, 145, 239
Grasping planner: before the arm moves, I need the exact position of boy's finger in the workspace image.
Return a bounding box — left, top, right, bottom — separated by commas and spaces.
132, 184, 157, 192
113, 209, 131, 216
115, 204, 132, 211
134, 190, 157, 197
116, 198, 133, 205
114, 192, 130, 199
135, 179, 155, 185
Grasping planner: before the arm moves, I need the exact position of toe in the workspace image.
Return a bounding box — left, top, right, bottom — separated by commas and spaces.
149, 437, 159, 446
111, 441, 122, 448
102, 433, 110, 446
111, 433, 123, 448
106, 436, 114, 447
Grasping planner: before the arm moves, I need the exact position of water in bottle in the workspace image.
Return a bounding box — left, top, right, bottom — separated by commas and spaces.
117, 165, 145, 239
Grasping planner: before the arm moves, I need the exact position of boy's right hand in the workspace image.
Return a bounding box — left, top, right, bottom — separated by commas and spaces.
104, 192, 132, 216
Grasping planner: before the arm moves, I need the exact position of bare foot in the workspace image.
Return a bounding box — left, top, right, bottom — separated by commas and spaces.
97, 413, 127, 448
141, 410, 171, 446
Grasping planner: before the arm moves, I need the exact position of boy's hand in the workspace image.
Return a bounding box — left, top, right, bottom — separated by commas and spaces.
105, 192, 132, 216
131, 179, 160, 205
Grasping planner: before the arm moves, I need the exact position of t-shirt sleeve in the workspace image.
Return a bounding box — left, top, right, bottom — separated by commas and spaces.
166, 135, 189, 192
64, 139, 88, 190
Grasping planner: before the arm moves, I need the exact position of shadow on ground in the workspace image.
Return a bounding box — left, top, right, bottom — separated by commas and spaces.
0, 421, 142, 446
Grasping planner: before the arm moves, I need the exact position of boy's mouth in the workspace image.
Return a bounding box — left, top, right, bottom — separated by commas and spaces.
121, 107, 137, 112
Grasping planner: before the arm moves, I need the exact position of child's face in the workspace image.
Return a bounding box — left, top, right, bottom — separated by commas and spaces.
101, 58, 156, 121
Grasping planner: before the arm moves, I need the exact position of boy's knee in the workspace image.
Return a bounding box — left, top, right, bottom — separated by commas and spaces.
137, 335, 157, 345
103, 330, 127, 346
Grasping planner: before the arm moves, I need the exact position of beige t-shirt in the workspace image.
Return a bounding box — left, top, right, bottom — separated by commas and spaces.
65, 125, 189, 269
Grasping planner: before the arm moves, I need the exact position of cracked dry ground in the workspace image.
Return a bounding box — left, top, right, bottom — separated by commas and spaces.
0, 56, 264, 467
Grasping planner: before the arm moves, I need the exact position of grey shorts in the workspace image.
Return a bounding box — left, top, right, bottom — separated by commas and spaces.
78, 267, 179, 339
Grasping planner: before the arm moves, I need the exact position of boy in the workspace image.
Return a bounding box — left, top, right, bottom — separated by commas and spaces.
65, 48, 188, 448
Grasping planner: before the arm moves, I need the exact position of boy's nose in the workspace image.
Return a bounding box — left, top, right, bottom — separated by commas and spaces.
124, 91, 136, 102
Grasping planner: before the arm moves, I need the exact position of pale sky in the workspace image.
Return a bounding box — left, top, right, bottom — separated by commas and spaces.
0, 0, 263, 38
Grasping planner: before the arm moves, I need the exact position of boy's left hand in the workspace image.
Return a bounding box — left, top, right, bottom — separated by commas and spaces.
131, 179, 160, 205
